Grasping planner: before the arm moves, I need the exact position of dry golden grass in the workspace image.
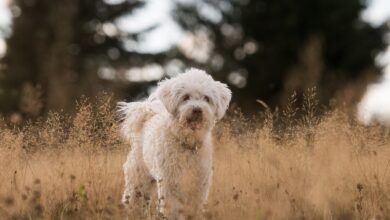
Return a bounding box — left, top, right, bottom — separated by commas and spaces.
0, 94, 390, 220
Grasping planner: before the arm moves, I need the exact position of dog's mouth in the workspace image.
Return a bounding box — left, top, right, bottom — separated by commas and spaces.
186, 118, 203, 130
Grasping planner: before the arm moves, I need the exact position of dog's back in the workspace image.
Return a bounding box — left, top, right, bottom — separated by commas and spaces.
117, 97, 165, 144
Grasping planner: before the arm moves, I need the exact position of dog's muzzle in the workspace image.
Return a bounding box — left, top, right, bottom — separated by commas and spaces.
187, 107, 203, 130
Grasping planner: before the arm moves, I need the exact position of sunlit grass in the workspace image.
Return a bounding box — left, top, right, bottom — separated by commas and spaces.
0, 92, 389, 219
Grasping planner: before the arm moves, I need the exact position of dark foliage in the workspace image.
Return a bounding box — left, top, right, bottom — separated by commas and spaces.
0, 0, 387, 115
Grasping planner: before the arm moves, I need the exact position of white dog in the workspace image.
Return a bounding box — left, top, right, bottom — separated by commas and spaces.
118, 68, 231, 219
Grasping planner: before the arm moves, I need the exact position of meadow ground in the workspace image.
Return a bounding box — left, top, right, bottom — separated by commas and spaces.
0, 94, 390, 220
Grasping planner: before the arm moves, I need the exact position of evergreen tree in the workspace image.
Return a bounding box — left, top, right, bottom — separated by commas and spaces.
174, 0, 387, 110
0, 0, 141, 114
0, 0, 387, 115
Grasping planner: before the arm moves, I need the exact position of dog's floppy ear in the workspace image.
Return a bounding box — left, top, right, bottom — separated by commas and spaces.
214, 81, 232, 120
156, 78, 177, 115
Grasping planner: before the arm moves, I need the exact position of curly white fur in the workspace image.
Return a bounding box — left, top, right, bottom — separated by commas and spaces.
119, 68, 231, 219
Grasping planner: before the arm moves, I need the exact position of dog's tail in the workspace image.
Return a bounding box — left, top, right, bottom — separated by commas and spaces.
117, 101, 156, 143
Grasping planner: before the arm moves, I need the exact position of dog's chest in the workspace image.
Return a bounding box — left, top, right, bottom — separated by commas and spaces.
163, 145, 208, 174
157, 140, 211, 181
142, 125, 213, 188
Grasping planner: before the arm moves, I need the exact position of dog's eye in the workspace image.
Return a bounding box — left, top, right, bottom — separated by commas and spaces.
183, 94, 190, 101
204, 96, 210, 103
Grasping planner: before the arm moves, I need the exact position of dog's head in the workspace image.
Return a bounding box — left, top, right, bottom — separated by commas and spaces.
156, 68, 231, 132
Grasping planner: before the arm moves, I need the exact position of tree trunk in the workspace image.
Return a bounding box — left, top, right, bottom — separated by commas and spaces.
1, 0, 79, 114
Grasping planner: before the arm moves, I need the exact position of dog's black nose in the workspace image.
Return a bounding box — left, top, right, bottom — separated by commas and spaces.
192, 107, 202, 116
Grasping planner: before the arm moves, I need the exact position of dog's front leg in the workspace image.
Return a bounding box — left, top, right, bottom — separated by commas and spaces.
156, 176, 208, 220
157, 180, 186, 220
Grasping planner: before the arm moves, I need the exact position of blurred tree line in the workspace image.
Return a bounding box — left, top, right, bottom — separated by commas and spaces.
0, 0, 387, 116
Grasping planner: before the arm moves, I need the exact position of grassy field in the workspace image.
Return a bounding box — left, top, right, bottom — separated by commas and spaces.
0, 94, 390, 219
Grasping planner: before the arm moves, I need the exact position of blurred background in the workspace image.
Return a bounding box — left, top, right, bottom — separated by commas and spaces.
0, 0, 389, 123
